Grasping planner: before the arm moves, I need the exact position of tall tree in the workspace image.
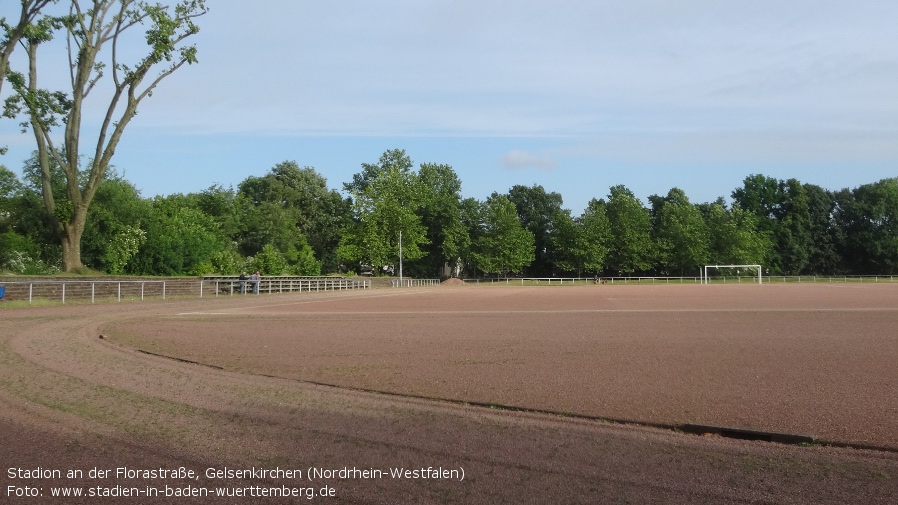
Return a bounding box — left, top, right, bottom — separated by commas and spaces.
548, 208, 579, 274
417, 162, 468, 277
338, 151, 428, 273
776, 179, 812, 275
3, 0, 207, 271
343, 148, 413, 194
704, 203, 771, 267
731, 174, 783, 221
238, 161, 349, 272
836, 178, 898, 274
655, 188, 710, 275
731, 174, 812, 274
506, 184, 564, 276
576, 198, 612, 274
605, 185, 654, 274
803, 184, 842, 275
190, 184, 239, 240
551, 200, 613, 276
456, 196, 482, 277
234, 200, 300, 257
472, 195, 534, 276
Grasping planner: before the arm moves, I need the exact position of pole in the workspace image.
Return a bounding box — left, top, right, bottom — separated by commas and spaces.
399, 230, 403, 286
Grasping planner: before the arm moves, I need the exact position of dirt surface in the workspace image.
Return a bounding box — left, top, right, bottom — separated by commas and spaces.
2, 284, 898, 504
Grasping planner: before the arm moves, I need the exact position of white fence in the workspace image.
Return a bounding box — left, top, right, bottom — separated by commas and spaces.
0, 280, 168, 304
462, 277, 702, 285
0, 276, 371, 305
391, 278, 441, 287
3, 274, 896, 305
202, 276, 371, 296
462, 275, 898, 285
763, 275, 898, 283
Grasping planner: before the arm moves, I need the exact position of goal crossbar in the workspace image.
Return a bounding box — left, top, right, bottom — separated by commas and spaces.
702, 264, 762, 285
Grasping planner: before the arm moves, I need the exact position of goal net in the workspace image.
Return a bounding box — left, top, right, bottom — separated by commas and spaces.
702, 264, 762, 284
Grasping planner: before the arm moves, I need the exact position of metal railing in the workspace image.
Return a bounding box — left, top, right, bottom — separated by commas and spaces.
201, 276, 371, 297
391, 278, 440, 287
462, 277, 703, 285
0, 280, 167, 304
762, 275, 897, 284
461, 275, 898, 285
0, 276, 372, 305
3, 274, 895, 305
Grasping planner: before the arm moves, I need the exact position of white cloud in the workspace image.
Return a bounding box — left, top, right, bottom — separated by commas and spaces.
500, 150, 557, 171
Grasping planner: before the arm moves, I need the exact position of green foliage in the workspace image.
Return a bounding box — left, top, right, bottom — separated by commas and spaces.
0, 165, 22, 203
242, 240, 321, 276
4, 137, 897, 279
655, 189, 710, 275
192, 184, 239, 239
550, 203, 613, 276
0, 166, 23, 238
704, 204, 771, 266
0, 231, 44, 273
128, 197, 223, 276
343, 148, 413, 194
338, 150, 429, 273
732, 174, 783, 220
209, 248, 242, 275
576, 198, 613, 273
0, 1, 59, 99
249, 244, 289, 275
415, 163, 468, 277
103, 226, 146, 275
3, 0, 208, 272
732, 175, 813, 274
776, 179, 812, 275
506, 184, 565, 276
81, 175, 148, 272
237, 161, 348, 272
549, 209, 579, 273
605, 185, 654, 274
803, 184, 842, 275
284, 237, 322, 276
455, 197, 482, 275
836, 178, 898, 274
472, 195, 535, 276
235, 200, 299, 256
0, 163, 59, 267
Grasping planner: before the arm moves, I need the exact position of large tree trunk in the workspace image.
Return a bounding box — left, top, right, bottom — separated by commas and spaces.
59, 203, 89, 271
60, 228, 84, 272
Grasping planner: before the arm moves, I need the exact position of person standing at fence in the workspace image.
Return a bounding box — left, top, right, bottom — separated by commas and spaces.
251, 271, 260, 294
238, 272, 248, 294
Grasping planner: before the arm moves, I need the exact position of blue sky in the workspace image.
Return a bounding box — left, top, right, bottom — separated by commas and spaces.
3, 0, 897, 214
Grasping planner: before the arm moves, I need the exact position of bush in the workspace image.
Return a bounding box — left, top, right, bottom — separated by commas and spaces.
248, 244, 289, 275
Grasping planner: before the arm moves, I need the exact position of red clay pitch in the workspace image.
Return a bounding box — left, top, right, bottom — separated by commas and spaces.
108, 283, 898, 450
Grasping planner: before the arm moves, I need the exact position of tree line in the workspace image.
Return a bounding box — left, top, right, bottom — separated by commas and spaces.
1, 148, 896, 278
1, 3, 896, 279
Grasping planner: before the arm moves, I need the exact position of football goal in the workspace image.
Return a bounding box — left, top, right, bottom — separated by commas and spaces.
702, 264, 763, 284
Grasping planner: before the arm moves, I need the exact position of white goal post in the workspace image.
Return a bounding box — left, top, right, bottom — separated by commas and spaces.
702, 265, 763, 284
